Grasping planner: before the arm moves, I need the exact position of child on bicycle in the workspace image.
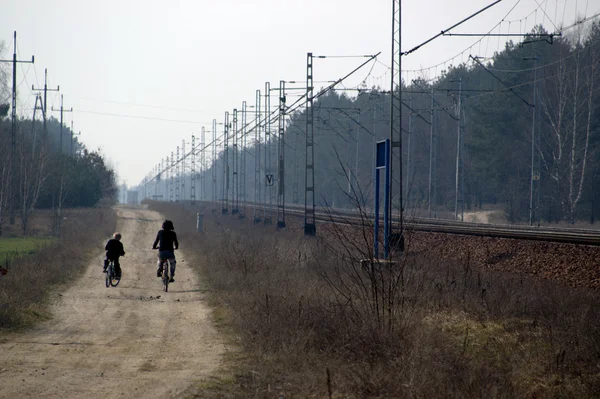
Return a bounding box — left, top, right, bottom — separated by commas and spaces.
152, 220, 179, 282
104, 232, 125, 277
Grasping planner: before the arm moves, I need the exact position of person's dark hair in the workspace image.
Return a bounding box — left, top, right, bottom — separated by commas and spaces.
162, 220, 174, 231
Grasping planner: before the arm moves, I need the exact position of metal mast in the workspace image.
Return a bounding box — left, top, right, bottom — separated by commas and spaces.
170, 152, 174, 202
428, 88, 434, 217
212, 119, 217, 202
222, 111, 230, 214
232, 108, 239, 214
406, 97, 413, 202
389, 0, 403, 247
201, 127, 206, 202
304, 53, 316, 235
253, 89, 262, 223
191, 134, 196, 205
264, 82, 273, 224
181, 139, 186, 200
176, 146, 180, 202
277, 80, 286, 228
240, 101, 247, 217
454, 79, 462, 220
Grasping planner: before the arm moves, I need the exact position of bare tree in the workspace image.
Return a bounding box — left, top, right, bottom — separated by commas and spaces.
19, 114, 49, 235
541, 28, 599, 223
0, 136, 9, 236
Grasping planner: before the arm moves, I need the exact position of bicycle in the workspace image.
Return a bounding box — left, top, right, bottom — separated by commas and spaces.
159, 256, 170, 292
105, 259, 121, 288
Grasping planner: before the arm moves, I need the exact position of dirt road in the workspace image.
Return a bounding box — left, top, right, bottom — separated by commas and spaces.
0, 208, 224, 398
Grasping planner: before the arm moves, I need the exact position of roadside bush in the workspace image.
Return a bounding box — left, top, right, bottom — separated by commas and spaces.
0, 207, 116, 328
148, 201, 600, 398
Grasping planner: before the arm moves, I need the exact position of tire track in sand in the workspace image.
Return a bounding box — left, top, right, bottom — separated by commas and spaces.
0, 208, 224, 399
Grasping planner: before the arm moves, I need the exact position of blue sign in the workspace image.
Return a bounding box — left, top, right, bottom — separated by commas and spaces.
376, 141, 387, 168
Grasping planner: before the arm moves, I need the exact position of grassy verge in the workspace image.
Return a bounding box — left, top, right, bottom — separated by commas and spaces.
0, 237, 58, 263
149, 201, 600, 398
0, 207, 117, 329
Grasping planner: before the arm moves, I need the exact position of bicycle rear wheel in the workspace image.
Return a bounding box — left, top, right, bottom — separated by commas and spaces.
105, 263, 111, 288
162, 262, 169, 292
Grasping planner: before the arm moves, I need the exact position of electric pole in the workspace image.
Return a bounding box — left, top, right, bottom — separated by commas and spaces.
191, 134, 196, 205
264, 82, 273, 224
200, 127, 206, 202
304, 54, 316, 235
253, 90, 261, 223
454, 79, 462, 220
0, 31, 34, 225
69, 120, 81, 156
32, 68, 59, 138
51, 94, 72, 153
212, 119, 217, 202
240, 101, 247, 217
390, 0, 403, 250
277, 80, 286, 228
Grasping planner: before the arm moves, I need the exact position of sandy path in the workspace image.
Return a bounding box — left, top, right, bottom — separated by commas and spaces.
0, 208, 224, 399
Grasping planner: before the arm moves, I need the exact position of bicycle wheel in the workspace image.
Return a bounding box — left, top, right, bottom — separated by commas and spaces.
110, 272, 121, 287
105, 263, 111, 288
162, 263, 169, 292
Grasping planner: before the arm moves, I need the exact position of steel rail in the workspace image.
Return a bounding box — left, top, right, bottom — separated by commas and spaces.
198, 201, 600, 246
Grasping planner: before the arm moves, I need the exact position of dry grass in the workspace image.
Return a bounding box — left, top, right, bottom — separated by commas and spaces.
0, 207, 117, 328
148, 201, 600, 398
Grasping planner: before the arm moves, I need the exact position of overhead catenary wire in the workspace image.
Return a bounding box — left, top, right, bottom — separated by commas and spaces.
143, 53, 381, 185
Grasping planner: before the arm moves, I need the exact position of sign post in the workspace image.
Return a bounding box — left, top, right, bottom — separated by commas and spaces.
374, 139, 391, 259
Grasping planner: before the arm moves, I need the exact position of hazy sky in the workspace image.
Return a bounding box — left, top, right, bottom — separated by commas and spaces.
0, 0, 594, 186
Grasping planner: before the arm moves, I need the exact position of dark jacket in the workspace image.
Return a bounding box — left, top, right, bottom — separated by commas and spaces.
105, 239, 125, 259
152, 230, 179, 251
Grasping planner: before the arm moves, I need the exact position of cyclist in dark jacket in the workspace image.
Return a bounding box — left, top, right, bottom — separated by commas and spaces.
152, 220, 179, 282
104, 232, 125, 277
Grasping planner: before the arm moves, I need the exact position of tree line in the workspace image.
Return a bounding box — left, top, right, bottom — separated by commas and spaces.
0, 108, 117, 235
146, 22, 600, 225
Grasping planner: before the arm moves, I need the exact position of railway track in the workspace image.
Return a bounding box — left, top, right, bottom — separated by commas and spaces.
203, 201, 600, 246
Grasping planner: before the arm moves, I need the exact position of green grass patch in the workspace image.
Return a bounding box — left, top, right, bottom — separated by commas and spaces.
0, 237, 57, 262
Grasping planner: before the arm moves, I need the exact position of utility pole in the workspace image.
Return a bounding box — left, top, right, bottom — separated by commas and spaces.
232, 108, 239, 214
240, 101, 247, 217
428, 88, 434, 218
304, 53, 316, 235
181, 139, 186, 201
32, 68, 59, 138
389, 0, 403, 249
454, 79, 462, 220
354, 111, 360, 201
176, 146, 180, 202
277, 80, 286, 228
201, 127, 206, 202
170, 152, 174, 202
406, 97, 413, 204
253, 90, 261, 223
222, 111, 229, 214
191, 134, 196, 205
525, 57, 538, 226
212, 119, 217, 202
69, 120, 81, 156
264, 82, 273, 224
51, 94, 72, 153
0, 31, 34, 225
